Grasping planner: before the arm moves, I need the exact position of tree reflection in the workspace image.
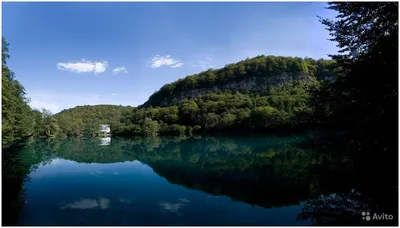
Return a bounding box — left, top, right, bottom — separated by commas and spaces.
6, 136, 322, 211
297, 191, 368, 225
4, 135, 396, 225
2, 141, 53, 225
296, 134, 398, 226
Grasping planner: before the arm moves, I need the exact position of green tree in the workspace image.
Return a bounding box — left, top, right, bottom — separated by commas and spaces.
141, 118, 159, 137
41, 109, 61, 138
316, 2, 398, 139
250, 106, 279, 129
2, 37, 37, 148
167, 124, 187, 136
178, 100, 199, 125
219, 113, 237, 129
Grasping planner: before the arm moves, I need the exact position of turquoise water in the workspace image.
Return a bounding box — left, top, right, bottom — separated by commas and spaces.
5, 135, 338, 225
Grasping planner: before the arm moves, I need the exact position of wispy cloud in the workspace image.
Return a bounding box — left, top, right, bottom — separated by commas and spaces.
191, 57, 214, 70
170, 62, 184, 68
57, 59, 108, 74
150, 55, 184, 68
111, 93, 117, 96
113, 66, 128, 75
197, 57, 214, 70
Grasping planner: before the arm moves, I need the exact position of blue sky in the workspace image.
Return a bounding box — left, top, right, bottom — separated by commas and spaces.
2, 2, 338, 113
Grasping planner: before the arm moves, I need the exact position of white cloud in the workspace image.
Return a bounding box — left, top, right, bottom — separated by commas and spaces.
205, 57, 213, 61
150, 55, 184, 68
113, 66, 128, 75
57, 59, 108, 74
111, 93, 117, 96
171, 62, 184, 68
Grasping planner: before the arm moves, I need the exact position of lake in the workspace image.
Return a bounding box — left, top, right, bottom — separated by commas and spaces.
2, 135, 381, 225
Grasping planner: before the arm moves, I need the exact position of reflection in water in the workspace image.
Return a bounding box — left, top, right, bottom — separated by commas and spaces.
297, 191, 368, 225
99, 137, 111, 146
2, 135, 397, 225
159, 201, 185, 216
178, 198, 190, 203
119, 197, 136, 204
89, 171, 103, 175
60, 198, 110, 210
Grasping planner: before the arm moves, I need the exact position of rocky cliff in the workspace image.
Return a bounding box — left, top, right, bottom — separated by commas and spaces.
157, 72, 311, 106
142, 55, 337, 107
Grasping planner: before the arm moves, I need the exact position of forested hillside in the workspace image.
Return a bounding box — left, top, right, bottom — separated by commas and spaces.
115, 56, 340, 136
54, 105, 134, 136
143, 56, 339, 107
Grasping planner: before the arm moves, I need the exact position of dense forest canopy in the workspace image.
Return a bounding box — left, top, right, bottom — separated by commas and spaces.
143, 56, 339, 107
54, 105, 134, 137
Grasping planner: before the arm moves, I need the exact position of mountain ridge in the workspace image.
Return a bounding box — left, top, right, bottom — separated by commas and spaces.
142, 55, 338, 107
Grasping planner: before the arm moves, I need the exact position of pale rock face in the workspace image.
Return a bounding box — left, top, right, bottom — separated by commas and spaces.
159, 73, 310, 106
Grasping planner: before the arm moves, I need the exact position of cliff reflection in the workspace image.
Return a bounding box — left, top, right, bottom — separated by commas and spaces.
7, 136, 322, 209
4, 135, 393, 225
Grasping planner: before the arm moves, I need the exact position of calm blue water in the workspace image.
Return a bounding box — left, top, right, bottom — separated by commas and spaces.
6, 135, 327, 225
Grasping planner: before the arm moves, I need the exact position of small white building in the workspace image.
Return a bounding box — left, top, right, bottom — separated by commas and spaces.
99, 124, 111, 135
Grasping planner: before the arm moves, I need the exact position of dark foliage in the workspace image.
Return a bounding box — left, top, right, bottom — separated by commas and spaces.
298, 2, 398, 225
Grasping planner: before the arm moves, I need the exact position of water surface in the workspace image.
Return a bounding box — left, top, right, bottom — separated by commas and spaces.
3, 135, 370, 225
